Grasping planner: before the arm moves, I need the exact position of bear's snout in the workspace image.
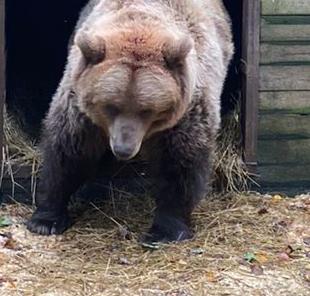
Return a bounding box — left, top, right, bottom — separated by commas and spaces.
111, 143, 136, 160
109, 116, 145, 161
110, 136, 141, 160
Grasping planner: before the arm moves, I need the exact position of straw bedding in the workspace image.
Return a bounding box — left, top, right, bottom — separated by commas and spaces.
0, 193, 309, 295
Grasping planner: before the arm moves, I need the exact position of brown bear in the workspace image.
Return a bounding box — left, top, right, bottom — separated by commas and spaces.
27, 0, 233, 242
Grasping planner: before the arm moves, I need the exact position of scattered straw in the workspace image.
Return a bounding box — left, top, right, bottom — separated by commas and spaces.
3, 109, 41, 167
0, 193, 309, 295
214, 102, 257, 192
1, 110, 41, 202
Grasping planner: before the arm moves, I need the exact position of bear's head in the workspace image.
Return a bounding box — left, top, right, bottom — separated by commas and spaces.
73, 27, 195, 160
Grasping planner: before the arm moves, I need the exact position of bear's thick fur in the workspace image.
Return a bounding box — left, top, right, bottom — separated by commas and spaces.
27, 0, 233, 242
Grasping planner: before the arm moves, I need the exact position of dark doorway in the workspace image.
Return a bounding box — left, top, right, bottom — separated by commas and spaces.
222, 0, 243, 116
6, 0, 88, 138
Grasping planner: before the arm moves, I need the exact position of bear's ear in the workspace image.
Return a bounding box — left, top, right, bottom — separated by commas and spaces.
75, 31, 106, 65
162, 37, 193, 70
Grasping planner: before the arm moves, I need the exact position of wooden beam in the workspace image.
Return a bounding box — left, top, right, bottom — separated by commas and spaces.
260, 42, 310, 65
260, 91, 310, 112
261, 16, 310, 42
259, 113, 310, 139
258, 164, 310, 184
241, 0, 260, 173
0, 0, 5, 165
260, 66, 310, 91
258, 138, 310, 164
262, 0, 310, 16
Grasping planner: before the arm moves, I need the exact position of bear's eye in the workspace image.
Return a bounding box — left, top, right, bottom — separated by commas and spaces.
104, 104, 120, 117
139, 109, 153, 119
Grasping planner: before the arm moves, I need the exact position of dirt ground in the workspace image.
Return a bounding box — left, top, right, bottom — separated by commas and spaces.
0, 193, 309, 296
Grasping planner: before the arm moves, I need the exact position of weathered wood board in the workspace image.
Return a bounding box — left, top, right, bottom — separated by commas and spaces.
260, 42, 310, 64
260, 91, 310, 112
261, 16, 310, 42
262, 0, 310, 15
258, 164, 310, 183
0, 0, 5, 162
260, 66, 310, 91
259, 114, 310, 138
258, 139, 310, 164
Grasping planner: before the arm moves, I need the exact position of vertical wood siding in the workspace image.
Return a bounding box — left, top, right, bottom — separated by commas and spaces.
0, 0, 5, 162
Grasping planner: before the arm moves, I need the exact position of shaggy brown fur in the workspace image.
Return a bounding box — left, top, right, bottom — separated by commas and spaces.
27, 0, 233, 242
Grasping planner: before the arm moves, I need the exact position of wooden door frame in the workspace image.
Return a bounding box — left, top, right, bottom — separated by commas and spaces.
0, 0, 4, 164
241, 0, 261, 174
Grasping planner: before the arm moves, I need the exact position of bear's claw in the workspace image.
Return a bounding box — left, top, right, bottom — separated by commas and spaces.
27, 210, 71, 235
144, 216, 193, 243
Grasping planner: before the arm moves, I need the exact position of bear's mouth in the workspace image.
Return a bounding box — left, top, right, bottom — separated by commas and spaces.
109, 138, 142, 161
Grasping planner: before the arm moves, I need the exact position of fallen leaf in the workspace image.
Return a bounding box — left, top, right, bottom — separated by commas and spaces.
272, 195, 283, 203
244, 252, 256, 263
206, 271, 217, 283
255, 253, 269, 264
0, 233, 18, 250
278, 252, 290, 261
250, 264, 264, 276
258, 207, 268, 215
5, 238, 20, 251
0, 217, 12, 228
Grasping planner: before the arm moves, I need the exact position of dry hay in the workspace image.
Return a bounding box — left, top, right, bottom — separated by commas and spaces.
2, 110, 41, 167
214, 104, 256, 193
0, 193, 309, 296
1, 111, 41, 201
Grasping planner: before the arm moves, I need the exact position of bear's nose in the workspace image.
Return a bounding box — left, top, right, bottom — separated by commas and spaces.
112, 145, 135, 161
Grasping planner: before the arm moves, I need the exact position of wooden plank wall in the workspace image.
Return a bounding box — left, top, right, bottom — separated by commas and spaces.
258, 0, 310, 191
0, 0, 5, 164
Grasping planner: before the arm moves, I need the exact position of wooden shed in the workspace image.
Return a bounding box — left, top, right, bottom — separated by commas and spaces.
0, 0, 309, 196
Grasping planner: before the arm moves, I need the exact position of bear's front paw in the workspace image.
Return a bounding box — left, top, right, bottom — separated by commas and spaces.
27, 209, 71, 235
144, 215, 193, 243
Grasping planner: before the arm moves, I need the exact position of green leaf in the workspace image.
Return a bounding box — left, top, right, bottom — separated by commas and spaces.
0, 217, 13, 227
244, 252, 256, 263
